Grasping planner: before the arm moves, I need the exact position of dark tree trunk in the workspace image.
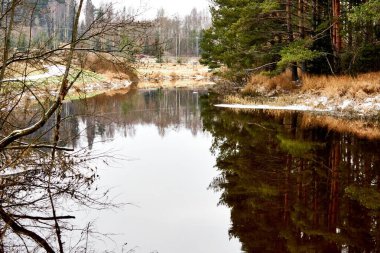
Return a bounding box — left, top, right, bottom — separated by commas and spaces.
332, 0, 342, 52
332, 0, 341, 72
287, 0, 299, 81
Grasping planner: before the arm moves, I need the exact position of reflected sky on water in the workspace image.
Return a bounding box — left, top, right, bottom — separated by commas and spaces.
56, 89, 380, 253
68, 89, 242, 253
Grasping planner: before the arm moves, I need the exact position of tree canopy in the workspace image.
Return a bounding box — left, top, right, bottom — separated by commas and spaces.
201, 0, 380, 79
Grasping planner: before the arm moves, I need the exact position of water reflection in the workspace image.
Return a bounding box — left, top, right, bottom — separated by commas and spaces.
71, 89, 241, 252
61, 89, 205, 148
0, 120, 104, 252
5, 88, 380, 252
0, 89, 211, 252
202, 95, 380, 253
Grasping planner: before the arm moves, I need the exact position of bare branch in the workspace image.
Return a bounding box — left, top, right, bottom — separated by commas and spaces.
0, 207, 55, 253
12, 215, 75, 221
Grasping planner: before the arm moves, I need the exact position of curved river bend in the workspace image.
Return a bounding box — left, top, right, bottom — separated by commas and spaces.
55, 89, 380, 253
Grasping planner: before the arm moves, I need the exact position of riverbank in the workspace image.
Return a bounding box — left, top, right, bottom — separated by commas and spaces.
214, 71, 380, 119
69, 56, 215, 98
3, 55, 215, 103
135, 57, 215, 89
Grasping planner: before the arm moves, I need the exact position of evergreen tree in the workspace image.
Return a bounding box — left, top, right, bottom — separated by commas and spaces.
201, 0, 292, 80
201, 0, 380, 79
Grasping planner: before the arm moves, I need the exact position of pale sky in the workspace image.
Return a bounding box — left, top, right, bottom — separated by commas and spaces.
92, 0, 211, 19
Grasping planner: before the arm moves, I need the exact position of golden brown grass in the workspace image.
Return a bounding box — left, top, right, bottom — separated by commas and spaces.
301, 72, 380, 98
82, 53, 138, 82
224, 95, 255, 104
243, 70, 296, 95
169, 72, 179, 80
150, 72, 163, 81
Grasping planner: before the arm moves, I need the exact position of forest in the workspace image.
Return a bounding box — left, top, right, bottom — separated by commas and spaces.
200, 0, 380, 81
145, 8, 211, 60
2, 0, 380, 252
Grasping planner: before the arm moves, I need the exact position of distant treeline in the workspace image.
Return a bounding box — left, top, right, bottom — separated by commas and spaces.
200, 0, 380, 80
7, 0, 150, 59
8, 0, 76, 48
143, 8, 211, 60
8, 0, 211, 60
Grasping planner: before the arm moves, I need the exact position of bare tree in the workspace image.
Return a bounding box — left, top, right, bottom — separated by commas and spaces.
0, 0, 149, 251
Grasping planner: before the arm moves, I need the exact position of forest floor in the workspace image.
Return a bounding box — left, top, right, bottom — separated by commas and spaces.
215, 71, 380, 119
134, 56, 214, 89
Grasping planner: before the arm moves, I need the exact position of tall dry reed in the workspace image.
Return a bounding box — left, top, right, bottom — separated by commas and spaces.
243, 70, 299, 95
301, 72, 380, 98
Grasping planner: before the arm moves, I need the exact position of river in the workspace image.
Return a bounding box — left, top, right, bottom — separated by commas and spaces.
32, 88, 380, 252
62, 89, 242, 252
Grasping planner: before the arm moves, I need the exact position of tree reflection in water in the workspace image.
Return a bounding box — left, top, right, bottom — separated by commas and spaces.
0, 139, 110, 251
52, 89, 205, 149
0, 89, 206, 251
202, 94, 380, 253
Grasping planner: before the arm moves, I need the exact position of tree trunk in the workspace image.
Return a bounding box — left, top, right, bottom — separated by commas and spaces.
298, 0, 305, 39
332, 0, 341, 52
348, 0, 353, 48
298, 0, 307, 73
332, 0, 341, 72
287, 0, 299, 81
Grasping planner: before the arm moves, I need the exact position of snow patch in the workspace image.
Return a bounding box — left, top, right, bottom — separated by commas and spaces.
339, 100, 353, 110
4, 65, 66, 82
215, 104, 331, 112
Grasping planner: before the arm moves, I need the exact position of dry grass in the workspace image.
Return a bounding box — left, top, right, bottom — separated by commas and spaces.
243, 70, 380, 99
150, 72, 162, 81
82, 53, 138, 82
169, 72, 179, 80
224, 95, 255, 104
243, 70, 297, 95
136, 60, 211, 81
137, 79, 214, 89
301, 72, 380, 98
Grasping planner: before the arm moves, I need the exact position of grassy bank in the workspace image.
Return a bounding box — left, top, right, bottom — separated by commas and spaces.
135, 58, 215, 89
221, 70, 380, 118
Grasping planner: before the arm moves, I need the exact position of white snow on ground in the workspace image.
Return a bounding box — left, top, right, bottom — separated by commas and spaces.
215, 104, 332, 112
315, 96, 328, 106
4, 65, 66, 82
216, 93, 380, 116
81, 80, 132, 93
339, 99, 353, 110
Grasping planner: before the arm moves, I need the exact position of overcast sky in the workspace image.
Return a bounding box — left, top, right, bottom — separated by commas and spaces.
92, 0, 211, 18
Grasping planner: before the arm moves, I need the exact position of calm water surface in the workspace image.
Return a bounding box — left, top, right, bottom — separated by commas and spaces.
60, 89, 380, 253
66, 89, 242, 252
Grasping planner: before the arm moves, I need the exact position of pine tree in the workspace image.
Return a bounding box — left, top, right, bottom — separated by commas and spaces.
201, 0, 380, 79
